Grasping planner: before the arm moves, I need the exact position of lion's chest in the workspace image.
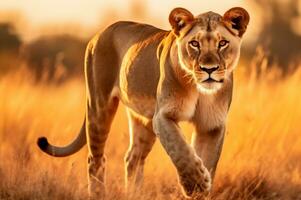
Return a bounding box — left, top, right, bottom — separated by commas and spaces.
174, 94, 199, 121
196, 95, 229, 130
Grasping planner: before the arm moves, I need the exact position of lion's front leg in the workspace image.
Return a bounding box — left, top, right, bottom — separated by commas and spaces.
192, 124, 225, 180
153, 110, 211, 197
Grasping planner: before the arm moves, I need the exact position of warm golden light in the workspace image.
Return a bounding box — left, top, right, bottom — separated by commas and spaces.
0, 0, 300, 199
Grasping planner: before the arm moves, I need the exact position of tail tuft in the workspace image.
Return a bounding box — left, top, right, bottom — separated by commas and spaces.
37, 137, 49, 151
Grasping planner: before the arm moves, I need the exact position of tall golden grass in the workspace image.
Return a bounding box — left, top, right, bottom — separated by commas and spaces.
0, 54, 301, 200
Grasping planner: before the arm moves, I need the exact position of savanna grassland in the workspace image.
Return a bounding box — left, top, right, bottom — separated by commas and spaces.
0, 56, 301, 200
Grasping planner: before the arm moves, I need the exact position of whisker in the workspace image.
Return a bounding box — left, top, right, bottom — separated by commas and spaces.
183, 73, 192, 78
194, 71, 207, 75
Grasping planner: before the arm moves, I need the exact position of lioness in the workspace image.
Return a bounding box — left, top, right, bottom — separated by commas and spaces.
37, 7, 249, 198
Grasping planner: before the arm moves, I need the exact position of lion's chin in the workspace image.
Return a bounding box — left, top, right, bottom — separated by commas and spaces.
197, 82, 223, 94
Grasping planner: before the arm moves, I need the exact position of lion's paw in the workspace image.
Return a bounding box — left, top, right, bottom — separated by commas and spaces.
178, 160, 211, 197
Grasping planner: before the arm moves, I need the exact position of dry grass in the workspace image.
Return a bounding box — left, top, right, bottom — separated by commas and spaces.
0, 59, 301, 200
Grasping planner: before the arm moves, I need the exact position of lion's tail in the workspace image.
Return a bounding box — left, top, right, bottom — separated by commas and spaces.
37, 119, 86, 157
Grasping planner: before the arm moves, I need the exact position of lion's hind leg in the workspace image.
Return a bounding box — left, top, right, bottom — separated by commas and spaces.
124, 110, 156, 192
84, 35, 121, 199
86, 95, 119, 199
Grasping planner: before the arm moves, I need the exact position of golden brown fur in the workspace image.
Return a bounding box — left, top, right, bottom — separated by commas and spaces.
37, 7, 250, 199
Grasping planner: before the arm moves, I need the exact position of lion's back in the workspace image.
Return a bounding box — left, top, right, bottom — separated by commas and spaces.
90, 21, 166, 57
85, 21, 168, 118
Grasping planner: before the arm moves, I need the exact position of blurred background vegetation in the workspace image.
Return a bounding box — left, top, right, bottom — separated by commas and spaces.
0, 1, 301, 199
0, 0, 300, 82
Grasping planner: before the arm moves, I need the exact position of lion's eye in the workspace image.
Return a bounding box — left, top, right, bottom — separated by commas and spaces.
218, 40, 229, 48
189, 40, 200, 48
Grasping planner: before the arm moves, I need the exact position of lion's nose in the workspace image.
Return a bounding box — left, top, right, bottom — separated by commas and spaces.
200, 66, 219, 74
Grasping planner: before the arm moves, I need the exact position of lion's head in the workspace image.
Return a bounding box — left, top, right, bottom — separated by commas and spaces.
169, 7, 249, 93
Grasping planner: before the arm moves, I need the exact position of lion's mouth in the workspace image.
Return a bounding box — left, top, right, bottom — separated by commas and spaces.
203, 77, 224, 83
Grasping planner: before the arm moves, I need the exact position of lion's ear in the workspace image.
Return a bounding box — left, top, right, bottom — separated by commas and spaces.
169, 7, 194, 35
223, 7, 250, 37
